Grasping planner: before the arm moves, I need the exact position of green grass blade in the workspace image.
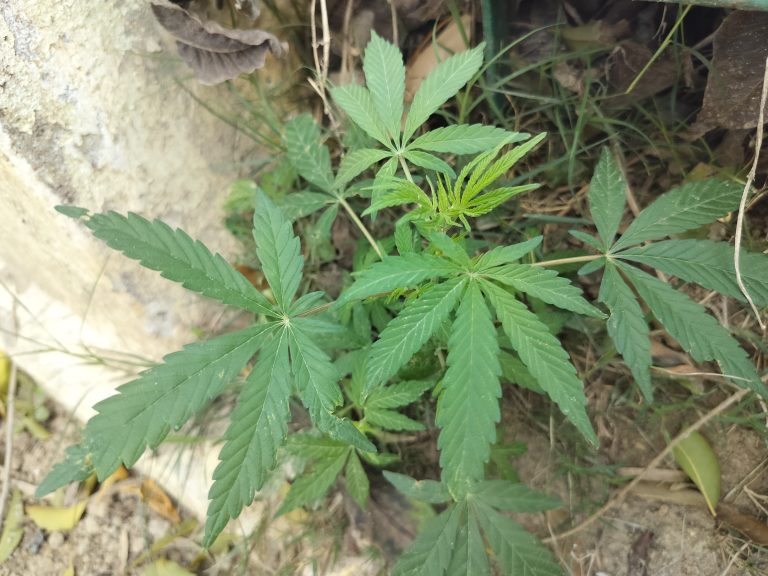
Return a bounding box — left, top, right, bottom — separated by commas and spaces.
366, 278, 466, 393
588, 147, 626, 249
363, 31, 405, 142
84, 211, 274, 316
436, 282, 501, 493
253, 190, 303, 311
617, 239, 768, 307
599, 263, 653, 401
204, 327, 291, 546
482, 281, 596, 445
612, 179, 743, 251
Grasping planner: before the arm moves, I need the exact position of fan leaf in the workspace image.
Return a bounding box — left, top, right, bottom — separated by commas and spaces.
612, 179, 742, 251
618, 262, 766, 398
84, 211, 274, 316
482, 281, 596, 445
617, 239, 768, 307
363, 31, 405, 142
253, 190, 303, 310
85, 323, 275, 479
204, 327, 292, 546
588, 147, 626, 249
598, 262, 653, 401
436, 282, 501, 494
366, 278, 466, 393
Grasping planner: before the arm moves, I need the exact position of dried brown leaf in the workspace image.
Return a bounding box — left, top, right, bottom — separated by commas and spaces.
151, 2, 286, 85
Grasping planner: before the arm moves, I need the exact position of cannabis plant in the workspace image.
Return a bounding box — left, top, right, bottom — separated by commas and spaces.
39, 32, 767, 575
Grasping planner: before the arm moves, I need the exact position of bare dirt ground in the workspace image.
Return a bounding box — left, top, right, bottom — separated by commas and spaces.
2, 377, 766, 576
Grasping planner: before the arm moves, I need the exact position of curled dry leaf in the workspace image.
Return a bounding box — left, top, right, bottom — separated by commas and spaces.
151, 1, 286, 85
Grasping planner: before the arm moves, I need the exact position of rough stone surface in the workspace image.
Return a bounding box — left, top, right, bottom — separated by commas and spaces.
0, 0, 251, 528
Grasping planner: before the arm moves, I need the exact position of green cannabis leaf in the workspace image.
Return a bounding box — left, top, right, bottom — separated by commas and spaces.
576, 148, 768, 401
387, 476, 562, 575
41, 190, 374, 550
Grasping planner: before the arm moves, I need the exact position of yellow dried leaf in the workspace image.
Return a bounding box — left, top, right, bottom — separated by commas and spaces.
143, 559, 195, 576
673, 431, 721, 516
141, 479, 181, 524
26, 501, 87, 531
62, 563, 75, 576
0, 491, 24, 563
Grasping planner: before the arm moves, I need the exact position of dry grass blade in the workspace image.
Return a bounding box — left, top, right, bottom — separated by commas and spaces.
734, 55, 768, 331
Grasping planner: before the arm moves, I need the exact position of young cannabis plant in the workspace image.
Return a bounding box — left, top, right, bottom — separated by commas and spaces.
39, 192, 377, 546
575, 149, 768, 402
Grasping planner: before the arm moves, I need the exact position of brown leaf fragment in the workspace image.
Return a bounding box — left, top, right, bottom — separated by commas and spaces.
718, 504, 768, 547
692, 11, 768, 135
627, 529, 654, 576
151, 2, 286, 85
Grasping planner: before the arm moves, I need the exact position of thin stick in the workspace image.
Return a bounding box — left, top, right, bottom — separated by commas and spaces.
733, 55, 768, 331
339, 197, 383, 259
309, 0, 339, 130
0, 360, 18, 524
544, 387, 750, 544
387, 1, 399, 47
625, 5, 692, 95
532, 254, 601, 268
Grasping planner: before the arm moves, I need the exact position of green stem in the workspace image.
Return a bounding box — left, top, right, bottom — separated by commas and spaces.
398, 154, 415, 183
531, 254, 601, 268
338, 197, 383, 260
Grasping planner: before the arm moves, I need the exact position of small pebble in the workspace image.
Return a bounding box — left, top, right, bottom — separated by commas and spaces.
47, 532, 65, 549
25, 529, 45, 555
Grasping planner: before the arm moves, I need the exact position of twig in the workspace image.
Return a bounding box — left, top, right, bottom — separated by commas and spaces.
0, 360, 18, 523
339, 0, 355, 85
339, 197, 383, 259
308, 0, 339, 130
387, 1, 399, 47
543, 387, 750, 544
733, 55, 768, 331
532, 254, 601, 268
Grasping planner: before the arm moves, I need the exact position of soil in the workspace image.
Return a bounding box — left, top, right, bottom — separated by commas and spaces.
2, 369, 768, 576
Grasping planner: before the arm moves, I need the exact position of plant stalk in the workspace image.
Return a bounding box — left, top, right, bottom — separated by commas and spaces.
338, 197, 383, 259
